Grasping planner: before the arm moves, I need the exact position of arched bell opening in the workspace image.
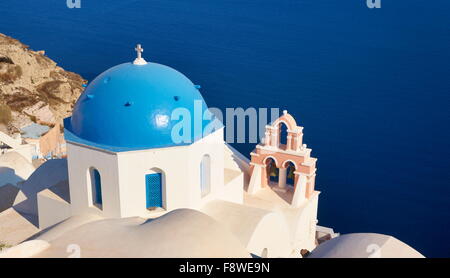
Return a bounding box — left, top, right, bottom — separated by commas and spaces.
278, 122, 289, 150
264, 157, 279, 187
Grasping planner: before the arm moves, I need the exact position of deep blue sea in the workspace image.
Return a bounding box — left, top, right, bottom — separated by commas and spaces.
1, 0, 449, 257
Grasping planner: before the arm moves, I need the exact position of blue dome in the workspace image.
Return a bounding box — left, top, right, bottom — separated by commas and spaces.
64, 62, 218, 152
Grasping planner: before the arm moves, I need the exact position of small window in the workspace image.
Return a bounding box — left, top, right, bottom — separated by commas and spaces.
89, 168, 103, 209
200, 155, 211, 197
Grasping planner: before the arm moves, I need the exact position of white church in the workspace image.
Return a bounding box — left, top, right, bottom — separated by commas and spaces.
0, 45, 424, 258
63, 45, 233, 219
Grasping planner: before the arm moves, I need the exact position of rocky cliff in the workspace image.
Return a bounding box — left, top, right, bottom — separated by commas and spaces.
0, 33, 86, 135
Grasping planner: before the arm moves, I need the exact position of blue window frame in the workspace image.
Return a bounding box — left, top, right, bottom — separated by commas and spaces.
90, 168, 102, 209
146, 173, 162, 208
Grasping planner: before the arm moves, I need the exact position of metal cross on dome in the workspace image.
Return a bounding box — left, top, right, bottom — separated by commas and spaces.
135, 44, 143, 58
133, 44, 147, 65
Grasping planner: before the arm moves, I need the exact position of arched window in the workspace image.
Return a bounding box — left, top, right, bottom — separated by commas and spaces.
200, 155, 211, 197
89, 168, 102, 209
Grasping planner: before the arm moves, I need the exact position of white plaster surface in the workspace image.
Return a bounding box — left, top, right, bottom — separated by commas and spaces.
37, 183, 71, 229
0, 208, 40, 246
31, 209, 250, 258
309, 233, 425, 258
201, 200, 292, 258
14, 159, 68, 218
0, 240, 50, 258
0, 151, 35, 188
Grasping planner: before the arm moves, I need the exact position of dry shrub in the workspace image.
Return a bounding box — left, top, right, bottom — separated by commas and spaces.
0, 64, 22, 83
0, 104, 12, 124
1, 87, 41, 112
0, 56, 14, 64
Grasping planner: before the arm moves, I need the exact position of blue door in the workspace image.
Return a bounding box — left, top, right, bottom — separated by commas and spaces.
146, 173, 162, 208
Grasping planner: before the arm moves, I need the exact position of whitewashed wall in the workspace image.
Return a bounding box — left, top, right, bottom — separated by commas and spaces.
292, 192, 319, 251
66, 128, 246, 219
66, 143, 121, 218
